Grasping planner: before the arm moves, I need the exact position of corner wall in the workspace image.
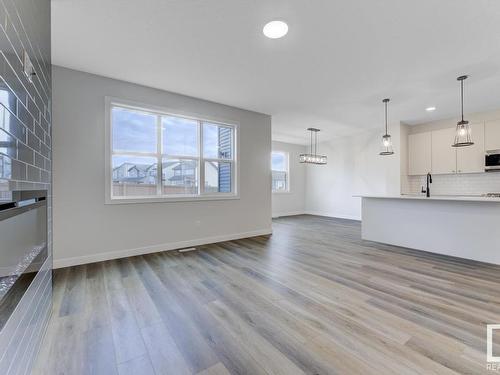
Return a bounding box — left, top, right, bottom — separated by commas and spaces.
52, 66, 272, 268
304, 126, 402, 220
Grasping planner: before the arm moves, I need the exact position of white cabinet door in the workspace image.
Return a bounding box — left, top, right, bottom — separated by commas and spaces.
456, 122, 485, 174
409, 132, 432, 175
485, 119, 500, 151
431, 127, 457, 174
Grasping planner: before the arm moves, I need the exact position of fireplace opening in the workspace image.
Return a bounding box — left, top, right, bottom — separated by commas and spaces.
0, 191, 47, 331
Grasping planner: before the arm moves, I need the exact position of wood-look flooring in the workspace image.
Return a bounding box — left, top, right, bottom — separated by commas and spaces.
33, 215, 500, 374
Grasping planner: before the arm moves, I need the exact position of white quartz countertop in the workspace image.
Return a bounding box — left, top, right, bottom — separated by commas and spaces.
357, 194, 500, 203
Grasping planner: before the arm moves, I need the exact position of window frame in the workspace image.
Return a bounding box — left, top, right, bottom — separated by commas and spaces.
105, 97, 239, 204
271, 150, 290, 194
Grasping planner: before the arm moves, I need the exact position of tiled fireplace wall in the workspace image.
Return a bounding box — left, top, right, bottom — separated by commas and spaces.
0, 0, 52, 374
404, 173, 500, 195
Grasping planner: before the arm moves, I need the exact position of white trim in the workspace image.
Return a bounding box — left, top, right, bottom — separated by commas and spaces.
53, 228, 273, 269
105, 194, 240, 205
304, 210, 361, 221
105, 96, 240, 204
272, 210, 306, 218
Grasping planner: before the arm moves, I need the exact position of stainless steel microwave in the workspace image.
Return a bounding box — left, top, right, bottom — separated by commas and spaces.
485, 151, 500, 171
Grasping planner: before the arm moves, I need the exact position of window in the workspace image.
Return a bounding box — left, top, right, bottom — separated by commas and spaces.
271, 151, 289, 192
107, 100, 237, 202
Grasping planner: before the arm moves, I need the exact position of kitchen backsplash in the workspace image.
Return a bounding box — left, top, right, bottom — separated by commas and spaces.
404, 173, 500, 195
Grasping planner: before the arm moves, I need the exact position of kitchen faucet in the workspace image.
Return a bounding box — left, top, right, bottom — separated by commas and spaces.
421, 173, 433, 197
425, 172, 432, 197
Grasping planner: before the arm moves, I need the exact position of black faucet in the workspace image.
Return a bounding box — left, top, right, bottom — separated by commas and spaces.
426, 172, 432, 197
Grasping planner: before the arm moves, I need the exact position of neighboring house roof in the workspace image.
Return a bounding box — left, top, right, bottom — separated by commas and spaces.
128, 163, 156, 174
172, 160, 197, 170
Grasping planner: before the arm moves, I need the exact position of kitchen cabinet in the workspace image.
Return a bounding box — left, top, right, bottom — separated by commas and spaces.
456, 122, 485, 174
485, 119, 500, 151
409, 132, 432, 175
431, 127, 457, 174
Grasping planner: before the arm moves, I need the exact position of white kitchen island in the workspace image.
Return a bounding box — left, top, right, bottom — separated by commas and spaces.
360, 195, 500, 265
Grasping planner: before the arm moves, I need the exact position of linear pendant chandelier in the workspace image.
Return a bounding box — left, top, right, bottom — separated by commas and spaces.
299, 128, 327, 165
452, 75, 474, 147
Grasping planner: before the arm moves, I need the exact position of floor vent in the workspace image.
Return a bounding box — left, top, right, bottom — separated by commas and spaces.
178, 247, 197, 253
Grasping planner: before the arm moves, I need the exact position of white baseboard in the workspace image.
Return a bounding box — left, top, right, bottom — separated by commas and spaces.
53, 228, 273, 269
304, 210, 361, 221
272, 210, 306, 218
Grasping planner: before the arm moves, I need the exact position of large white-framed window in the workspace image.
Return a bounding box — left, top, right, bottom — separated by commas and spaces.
105, 98, 238, 204
271, 151, 289, 193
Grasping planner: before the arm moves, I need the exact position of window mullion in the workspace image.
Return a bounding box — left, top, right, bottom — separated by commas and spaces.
156, 115, 162, 196
199, 120, 204, 195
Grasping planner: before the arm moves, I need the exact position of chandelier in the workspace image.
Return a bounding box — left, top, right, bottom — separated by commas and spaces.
299, 128, 327, 165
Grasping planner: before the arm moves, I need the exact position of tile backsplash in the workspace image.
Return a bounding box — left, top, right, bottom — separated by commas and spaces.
405, 173, 500, 195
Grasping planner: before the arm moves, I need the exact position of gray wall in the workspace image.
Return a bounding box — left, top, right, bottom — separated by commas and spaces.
52, 66, 272, 267
0, 0, 52, 374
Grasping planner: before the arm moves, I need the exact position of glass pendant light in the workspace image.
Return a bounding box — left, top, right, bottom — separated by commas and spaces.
380, 98, 394, 155
299, 128, 327, 164
452, 75, 474, 147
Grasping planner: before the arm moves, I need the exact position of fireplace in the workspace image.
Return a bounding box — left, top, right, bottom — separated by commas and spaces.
0, 191, 47, 331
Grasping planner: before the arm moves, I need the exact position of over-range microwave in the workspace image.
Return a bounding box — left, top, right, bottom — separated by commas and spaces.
485, 151, 500, 171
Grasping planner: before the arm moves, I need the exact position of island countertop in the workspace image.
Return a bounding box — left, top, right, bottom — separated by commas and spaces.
357, 194, 500, 203
360, 195, 500, 265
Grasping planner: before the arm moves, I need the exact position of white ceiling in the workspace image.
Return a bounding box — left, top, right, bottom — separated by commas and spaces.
52, 0, 500, 144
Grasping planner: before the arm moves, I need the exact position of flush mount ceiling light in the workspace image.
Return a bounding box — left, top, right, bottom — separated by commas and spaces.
452, 75, 474, 147
263, 20, 288, 39
426, 106, 436, 112
379, 98, 394, 156
299, 128, 327, 165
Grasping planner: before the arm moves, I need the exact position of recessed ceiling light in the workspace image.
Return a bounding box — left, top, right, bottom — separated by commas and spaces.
263, 20, 288, 39
426, 106, 436, 112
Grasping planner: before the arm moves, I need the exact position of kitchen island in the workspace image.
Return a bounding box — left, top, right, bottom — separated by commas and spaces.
360, 195, 500, 265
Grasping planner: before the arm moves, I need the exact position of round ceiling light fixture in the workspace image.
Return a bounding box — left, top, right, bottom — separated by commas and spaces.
263, 20, 288, 39
425, 106, 436, 112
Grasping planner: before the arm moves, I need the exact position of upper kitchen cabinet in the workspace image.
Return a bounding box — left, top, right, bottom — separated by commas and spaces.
485, 119, 500, 151
456, 122, 485, 174
409, 132, 432, 175
432, 127, 457, 174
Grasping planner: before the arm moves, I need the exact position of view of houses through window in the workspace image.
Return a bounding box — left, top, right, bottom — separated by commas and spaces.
110, 105, 235, 199
271, 151, 289, 192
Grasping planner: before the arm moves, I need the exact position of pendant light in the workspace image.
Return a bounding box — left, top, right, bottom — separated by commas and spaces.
452, 75, 474, 147
380, 98, 394, 155
299, 128, 327, 164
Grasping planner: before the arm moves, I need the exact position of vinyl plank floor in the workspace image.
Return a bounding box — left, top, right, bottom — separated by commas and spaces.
33, 215, 500, 374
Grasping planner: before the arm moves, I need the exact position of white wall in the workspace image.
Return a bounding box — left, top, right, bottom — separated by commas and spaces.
305, 126, 401, 220
271, 141, 307, 217
52, 66, 272, 267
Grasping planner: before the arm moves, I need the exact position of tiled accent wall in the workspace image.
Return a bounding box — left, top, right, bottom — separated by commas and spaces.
0, 0, 52, 374
405, 173, 500, 195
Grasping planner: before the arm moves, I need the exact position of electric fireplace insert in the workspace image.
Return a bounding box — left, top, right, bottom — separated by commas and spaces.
0, 190, 47, 331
